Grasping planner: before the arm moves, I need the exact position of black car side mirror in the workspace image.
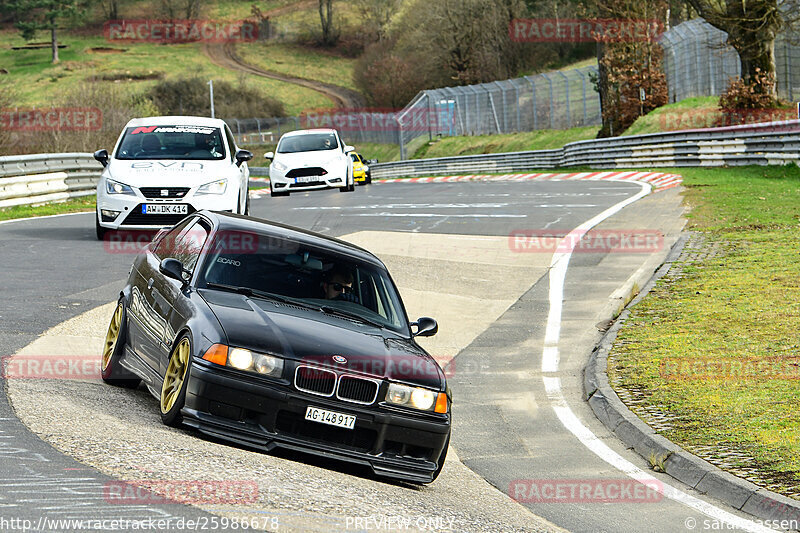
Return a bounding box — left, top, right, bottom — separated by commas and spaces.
411, 317, 438, 337
94, 149, 109, 167
160, 258, 188, 287
235, 149, 254, 167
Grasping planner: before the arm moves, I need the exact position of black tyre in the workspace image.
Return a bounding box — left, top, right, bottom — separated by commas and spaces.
100, 301, 141, 388
270, 183, 289, 197
95, 214, 106, 241
160, 334, 192, 427
244, 195, 251, 215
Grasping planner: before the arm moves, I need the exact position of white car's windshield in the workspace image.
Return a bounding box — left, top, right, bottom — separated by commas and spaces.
277, 133, 339, 153
115, 125, 226, 160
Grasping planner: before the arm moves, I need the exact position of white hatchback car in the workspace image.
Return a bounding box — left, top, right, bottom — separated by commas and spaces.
266, 129, 355, 197
94, 116, 253, 239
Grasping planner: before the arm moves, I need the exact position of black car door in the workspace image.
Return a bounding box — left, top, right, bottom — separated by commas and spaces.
131, 218, 196, 374
153, 218, 211, 375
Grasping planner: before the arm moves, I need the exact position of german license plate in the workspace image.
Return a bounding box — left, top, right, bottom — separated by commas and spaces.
294, 176, 319, 183
304, 406, 355, 429
142, 204, 188, 215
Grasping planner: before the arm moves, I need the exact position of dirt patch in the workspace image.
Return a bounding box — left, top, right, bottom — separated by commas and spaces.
86, 71, 164, 82
88, 47, 127, 54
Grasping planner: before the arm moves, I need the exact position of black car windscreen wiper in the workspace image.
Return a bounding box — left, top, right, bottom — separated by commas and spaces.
319, 305, 385, 329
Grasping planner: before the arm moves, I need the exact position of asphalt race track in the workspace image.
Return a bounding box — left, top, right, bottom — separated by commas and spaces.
0, 180, 776, 532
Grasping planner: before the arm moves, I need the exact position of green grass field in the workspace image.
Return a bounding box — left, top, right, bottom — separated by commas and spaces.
609, 165, 800, 494
0, 196, 95, 221
412, 127, 599, 159
236, 42, 357, 91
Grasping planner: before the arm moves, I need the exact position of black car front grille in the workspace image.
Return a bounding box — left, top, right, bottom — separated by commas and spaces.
139, 187, 190, 199
286, 167, 327, 178
289, 181, 326, 188
275, 410, 375, 453
294, 366, 336, 396
121, 204, 195, 226
336, 375, 379, 405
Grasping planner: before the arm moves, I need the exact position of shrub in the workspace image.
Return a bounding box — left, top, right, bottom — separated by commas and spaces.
147, 77, 286, 119
718, 70, 779, 126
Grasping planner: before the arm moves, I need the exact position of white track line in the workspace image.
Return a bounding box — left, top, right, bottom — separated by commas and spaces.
541, 180, 775, 532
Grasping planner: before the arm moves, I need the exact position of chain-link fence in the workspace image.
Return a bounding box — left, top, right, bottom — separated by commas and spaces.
396, 65, 601, 158
224, 64, 602, 159
661, 18, 800, 102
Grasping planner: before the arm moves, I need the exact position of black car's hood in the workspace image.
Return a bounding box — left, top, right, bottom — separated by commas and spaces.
199, 290, 444, 390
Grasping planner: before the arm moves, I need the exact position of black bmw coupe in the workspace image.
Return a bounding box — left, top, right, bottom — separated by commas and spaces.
101, 211, 451, 483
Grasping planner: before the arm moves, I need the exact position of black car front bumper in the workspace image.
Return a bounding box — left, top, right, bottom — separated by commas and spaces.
183, 360, 451, 483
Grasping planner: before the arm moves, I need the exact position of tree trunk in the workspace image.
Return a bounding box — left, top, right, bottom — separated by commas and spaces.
51, 26, 59, 64
738, 39, 777, 97
596, 42, 613, 138
318, 0, 336, 45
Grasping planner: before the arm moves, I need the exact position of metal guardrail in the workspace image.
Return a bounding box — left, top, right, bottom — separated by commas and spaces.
365, 120, 800, 179
0, 153, 102, 209
3, 119, 800, 207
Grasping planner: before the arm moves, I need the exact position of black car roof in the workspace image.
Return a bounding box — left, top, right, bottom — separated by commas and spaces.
200, 211, 386, 268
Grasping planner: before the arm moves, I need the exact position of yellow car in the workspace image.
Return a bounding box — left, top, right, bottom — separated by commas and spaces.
350, 152, 372, 185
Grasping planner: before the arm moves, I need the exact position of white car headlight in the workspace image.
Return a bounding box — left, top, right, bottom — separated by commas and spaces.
385, 383, 443, 412
196, 179, 227, 195
271, 160, 288, 172
105, 179, 135, 196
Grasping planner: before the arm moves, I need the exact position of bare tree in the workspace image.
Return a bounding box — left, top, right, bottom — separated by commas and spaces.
318, 0, 337, 45
352, 0, 402, 40
685, 0, 783, 98
394, 0, 527, 86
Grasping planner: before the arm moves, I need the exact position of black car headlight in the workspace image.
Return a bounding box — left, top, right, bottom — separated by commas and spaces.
202, 344, 283, 378
385, 383, 448, 413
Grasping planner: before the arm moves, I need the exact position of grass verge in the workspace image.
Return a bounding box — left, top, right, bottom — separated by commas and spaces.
0, 196, 95, 222
413, 127, 599, 159
608, 165, 800, 496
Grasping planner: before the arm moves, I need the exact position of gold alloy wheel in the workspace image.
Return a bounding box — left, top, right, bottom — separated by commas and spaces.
160, 338, 191, 414
101, 304, 123, 372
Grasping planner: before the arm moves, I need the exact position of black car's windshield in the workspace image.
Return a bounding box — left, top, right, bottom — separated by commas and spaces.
277, 133, 339, 153
198, 230, 407, 333
115, 125, 226, 160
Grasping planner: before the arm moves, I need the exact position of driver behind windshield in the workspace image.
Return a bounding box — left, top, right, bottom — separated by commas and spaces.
322, 266, 356, 302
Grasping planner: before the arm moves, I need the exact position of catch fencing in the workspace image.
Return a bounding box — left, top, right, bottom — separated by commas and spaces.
661, 18, 800, 102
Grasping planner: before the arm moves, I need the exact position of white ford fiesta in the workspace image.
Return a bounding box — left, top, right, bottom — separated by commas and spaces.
93, 116, 253, 239
266, 128, 355, 197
